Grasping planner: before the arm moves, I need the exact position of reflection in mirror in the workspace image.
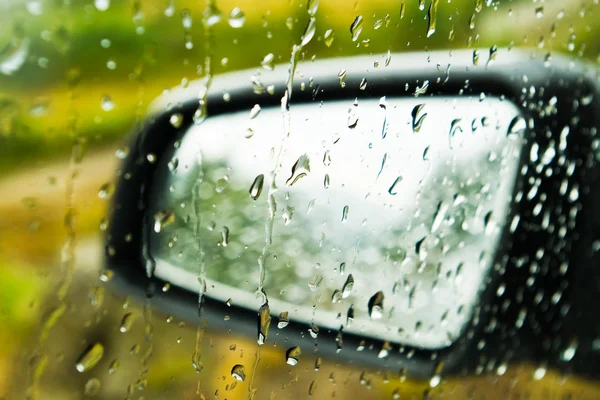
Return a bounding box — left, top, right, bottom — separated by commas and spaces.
147, 96, 524, 349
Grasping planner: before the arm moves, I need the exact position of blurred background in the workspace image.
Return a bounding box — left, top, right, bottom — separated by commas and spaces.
1, 0, 600, 398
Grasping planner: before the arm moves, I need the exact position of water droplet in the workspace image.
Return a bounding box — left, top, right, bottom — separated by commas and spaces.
359, 78, 368, 90
153, 210, 175, 233
250, 104, 261, 119
280, 205, 294, 226
533, 365, 547, 380
308, 273, 324, 292
108, 359, 120, 374
448, 119, 463, 149
368, 291, 384, 319
331, 289, 342, 303
561, 338, 578, 362
215, 176, 229, 193
220, 226, 230, 247
119, 312, 135, 333
257, 302, 271, 345
414, 80, 429, 97
431, 202, 448, 233
338, 69, 347, 87
76, 343, 105, 373
385, 49, 392, 66
309, 380, 317, 396
94, 0, 110, 11
99, 269, 113, 282
286, 154, 311, 186
323, 174, 330, 189
324, 29, 335, 47
426, 0, 439, 38
181, 9, 192, 29
228, 7, 245, 28
249, 174, 265, 200
418, 0, 425, 10
168, 157, 179, 172
231, 364, 246, 381
130, 344, 140, 355
89, 287, 105, 308
473, 49, 480, 65
97, 182, 115, 199
286, 346, 302, 366
203, 3, 222, 27
350, 16, 364, 42
101, 95, 114, 111
507, 116, 527, 138
261, 53, 275, 70
388, 176, 402, 195
535, 6, 544, 18
115, 147, 129, 159
487, 45, 498, 67
301, 17, 317, 47
342, 274, 354, 298
309, 324, 319, 338
429, 374, 441, 388
169, 113, 183, 128
84, 378, 101, 396
411, 104, 427, 133
341, 205, 349, 222
307, 0, 320, 16
278, 311, 289, 329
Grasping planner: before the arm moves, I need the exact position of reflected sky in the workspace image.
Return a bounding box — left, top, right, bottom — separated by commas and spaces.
148, 96, 523, 349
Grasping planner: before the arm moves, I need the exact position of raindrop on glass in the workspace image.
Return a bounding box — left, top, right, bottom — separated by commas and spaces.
228, 7, 245, 28
75, 343, 105, 373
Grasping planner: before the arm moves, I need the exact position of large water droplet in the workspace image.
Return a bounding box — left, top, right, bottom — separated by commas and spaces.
411, 104, 427, 132
261, 53, 275, 70
350, 16, 364, 42
286, 346, 302, 366
426, 0, 439, 38
249, 174, 265, 200
228, 7, 245, 28
257, 302, 271, 345
307, 0, 320, 16
286, 154, 311, 186
507, 116, 527, 139
278, 311, 289, 329
154, 210, 175, 233
250, 104, 261, 119
231, 364, 246, 381
220, 226, 230, 247
368, 291, 384, 319
119, 312, 135, 333
76, 343, 105, 373
342, 274, 354, 298
301, 17, 317, 47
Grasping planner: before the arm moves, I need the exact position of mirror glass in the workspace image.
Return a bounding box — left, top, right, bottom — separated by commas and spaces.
147, 96, 524, 349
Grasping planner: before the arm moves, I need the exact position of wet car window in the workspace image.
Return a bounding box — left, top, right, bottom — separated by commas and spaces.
2, 0, 600, 399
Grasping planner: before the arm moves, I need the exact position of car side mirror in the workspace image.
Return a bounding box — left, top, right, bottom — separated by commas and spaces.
106, 49, 600, 380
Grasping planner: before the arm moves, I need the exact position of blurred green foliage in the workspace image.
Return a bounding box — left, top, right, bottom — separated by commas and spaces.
0, 0, 596, 172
